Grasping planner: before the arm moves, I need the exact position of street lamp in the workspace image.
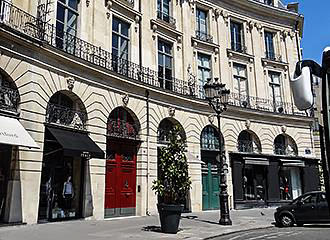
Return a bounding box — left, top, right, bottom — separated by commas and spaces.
203, 77, 232, 225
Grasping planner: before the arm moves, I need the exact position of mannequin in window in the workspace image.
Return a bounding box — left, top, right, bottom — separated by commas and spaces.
62, 176, 74, 214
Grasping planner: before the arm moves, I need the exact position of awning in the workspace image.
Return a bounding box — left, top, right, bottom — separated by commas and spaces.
47, 127, 104, 159
244, 157, 269, 166
280, 159, 305, 167
0, 115, 39, 148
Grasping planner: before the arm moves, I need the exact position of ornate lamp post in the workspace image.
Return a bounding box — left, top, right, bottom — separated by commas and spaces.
203, 77, 232, 225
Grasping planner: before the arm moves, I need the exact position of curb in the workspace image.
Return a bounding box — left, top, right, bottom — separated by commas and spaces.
203, 225, 274, 240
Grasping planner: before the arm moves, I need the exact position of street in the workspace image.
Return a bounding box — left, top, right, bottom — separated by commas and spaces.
212, 226, 330, 240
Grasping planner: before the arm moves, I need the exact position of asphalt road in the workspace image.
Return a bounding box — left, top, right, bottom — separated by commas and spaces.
212, 226, 330, 240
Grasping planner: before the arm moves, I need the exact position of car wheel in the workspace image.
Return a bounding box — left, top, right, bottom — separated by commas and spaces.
279, 214, 294, 227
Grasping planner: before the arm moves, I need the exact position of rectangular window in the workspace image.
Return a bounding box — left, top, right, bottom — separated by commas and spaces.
269, 71, 282, 111
56, 0, 79, 51
265, 31, 275, 60
158, 40, 173, 90
279, 167, 302, 200
230, 22, 244, 52
157, 0, 172, 24
196, 9, 211, 42
112, 17, 130, 75
233, 63, 248, 105
197, 53, 211, 98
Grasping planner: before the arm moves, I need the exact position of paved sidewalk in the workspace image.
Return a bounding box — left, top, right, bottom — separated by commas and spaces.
0, 208, 276, 240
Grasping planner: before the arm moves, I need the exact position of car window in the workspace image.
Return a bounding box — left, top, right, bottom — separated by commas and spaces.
301, 194, 317, 204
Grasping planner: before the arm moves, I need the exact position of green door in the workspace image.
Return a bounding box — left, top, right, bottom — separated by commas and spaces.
202, 162, 220, 210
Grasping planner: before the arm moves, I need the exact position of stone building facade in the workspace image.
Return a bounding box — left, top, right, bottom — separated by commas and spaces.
0, 0, 319, 224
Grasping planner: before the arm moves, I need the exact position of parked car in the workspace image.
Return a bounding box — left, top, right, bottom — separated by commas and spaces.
274, 191, 330, 227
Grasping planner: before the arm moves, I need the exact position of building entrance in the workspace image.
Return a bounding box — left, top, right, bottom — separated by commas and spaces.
104, 142, 137, 217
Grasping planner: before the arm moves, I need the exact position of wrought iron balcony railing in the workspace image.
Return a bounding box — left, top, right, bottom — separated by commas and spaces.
273, 144, 298, 156
0, 1, 310, 118
231, 42, 247, 54
228, 93, 307, 116
157, 10, 176, 26
45, 103, 87, 131
265, 51, 282, 62
195, 30, 213, 43
107, 119, 139, 139
237, 140, 261, 153
0, 86, 19, 113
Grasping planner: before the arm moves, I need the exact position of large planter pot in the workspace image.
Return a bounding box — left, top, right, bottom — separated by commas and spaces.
157, 203, 184, 234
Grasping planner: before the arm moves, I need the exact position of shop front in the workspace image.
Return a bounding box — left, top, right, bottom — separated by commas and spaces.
38, 91, 104, 222
231, 153, 320, 209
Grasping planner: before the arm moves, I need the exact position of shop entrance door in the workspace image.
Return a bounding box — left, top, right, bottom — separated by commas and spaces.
0, 144, 11, 222
105, 142, 137, 217
202, 153, 219, 210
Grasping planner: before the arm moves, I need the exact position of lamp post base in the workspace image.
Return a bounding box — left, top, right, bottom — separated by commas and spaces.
219, 217, 232, 225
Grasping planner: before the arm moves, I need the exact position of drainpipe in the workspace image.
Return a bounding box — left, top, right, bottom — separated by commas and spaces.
295, 20, 302, 61
138, 0, 142, 67
145, 89, 151, 216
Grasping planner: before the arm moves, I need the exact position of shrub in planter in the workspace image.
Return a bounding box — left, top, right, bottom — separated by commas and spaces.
152, 125, 192, 234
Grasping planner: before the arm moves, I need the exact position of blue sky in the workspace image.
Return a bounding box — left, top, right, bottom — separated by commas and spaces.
283, 1, 330, 63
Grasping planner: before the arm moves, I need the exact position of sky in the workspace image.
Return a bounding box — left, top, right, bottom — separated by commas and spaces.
283, 1, 330, 63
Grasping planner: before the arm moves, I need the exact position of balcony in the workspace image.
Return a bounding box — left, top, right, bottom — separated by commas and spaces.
45, 103, 87, 131
157, 10, 176, 26
0, 1, 309, 118
231, 42, 247, 54
237, 140, 261, 153
228, 93, 306, 116
195, 30, 213, 43
265, 51, 283, 62
0, 86, 19, 114
107, 119, 139, 140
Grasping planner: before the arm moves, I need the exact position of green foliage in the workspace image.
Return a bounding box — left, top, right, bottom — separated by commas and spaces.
152, 125, 192, 204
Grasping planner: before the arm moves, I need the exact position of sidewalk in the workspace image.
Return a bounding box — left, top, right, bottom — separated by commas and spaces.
0, 208, 276, 240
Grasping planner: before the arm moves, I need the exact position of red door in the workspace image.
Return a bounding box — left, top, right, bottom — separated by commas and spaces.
105, 142, 137, 217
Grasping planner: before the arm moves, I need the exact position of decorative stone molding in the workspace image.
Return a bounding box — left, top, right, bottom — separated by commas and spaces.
288, 30, 295, 39
281, 125, 287, 133
255, 22, 263, 34
135, 15, 140, 32
188, 0, 195, 12
86, 0, 91, 7
213, 8, 221, 20
187, 64, 197, 96
122, 94, 129, 106
168, 107, 175, 117
208, 114, 215, 124
281, 30, 288, 40
106, 0, 112, 9
245, 120, 251, 129
66, 77, 75, 91
248, 21, 254, 32
221, 10, 229, 25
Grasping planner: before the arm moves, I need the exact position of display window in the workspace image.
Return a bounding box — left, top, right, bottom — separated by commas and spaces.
279, 167, 302, 200
242, 165, 267, 201
0, 144, 11, 221
38, 155, 83, 221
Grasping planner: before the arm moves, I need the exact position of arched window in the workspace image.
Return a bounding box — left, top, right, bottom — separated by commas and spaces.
46, 91, 87, 130
0, 71, 19, 114
237, 130, 261, 153
200, 125, 223, 151
274, 134, 298, 156
158, 118, 186, 144
107, 107, 139, 139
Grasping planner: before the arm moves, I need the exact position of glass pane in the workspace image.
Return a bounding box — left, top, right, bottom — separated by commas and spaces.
233, 77, 240, 93
112, 35, 119, 50
158, 41, 163, 51
165, 56, 171, 68
197, 55, 202, 66
158, 53, 163, 66
121, 22, 129, 37
68, 0, 78, 10
165, 68, 172, 80
120, 39, 128, 55
56, 4, 65, 23
203, 56, 210, 68
274, 86, 281, 102
112, 18, 119, 33
67, 11, 77, 30
157, 0, 161, 11
240, 79, 247, 95
164, 43, 172, 54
